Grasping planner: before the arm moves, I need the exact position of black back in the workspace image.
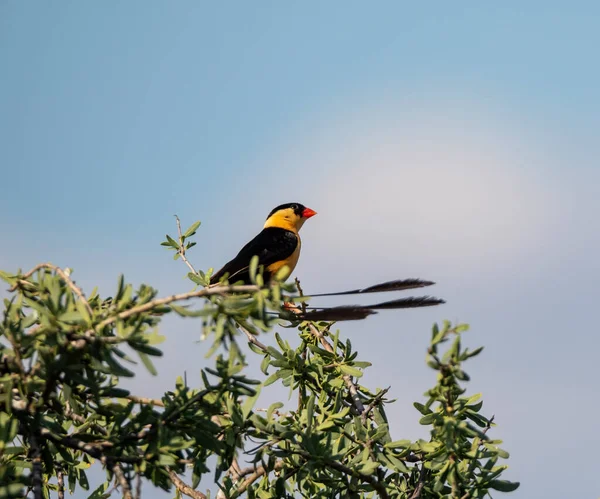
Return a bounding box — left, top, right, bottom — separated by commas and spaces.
210, 227, 298, 285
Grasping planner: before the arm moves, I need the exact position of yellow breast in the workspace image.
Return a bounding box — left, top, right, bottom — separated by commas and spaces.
266, 236, 301, 280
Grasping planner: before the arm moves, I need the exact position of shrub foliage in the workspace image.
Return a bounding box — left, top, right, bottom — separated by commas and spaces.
0, 219, 518, 498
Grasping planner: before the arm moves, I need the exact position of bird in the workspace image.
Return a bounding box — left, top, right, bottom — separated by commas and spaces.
210, 202, 444, 321
209, 202, 317, 286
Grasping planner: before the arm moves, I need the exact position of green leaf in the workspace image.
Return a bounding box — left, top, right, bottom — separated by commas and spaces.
184, 221, 201, 238
385, 439, 412, 449
130, 342, 163, 357
455, 323, 470, 333
264, 372, 280, 386
465, 410, 489, 428
306, 395, 315, 431
419, 413, 437, 425
187, 273, 204, 285
383, 452, 410, 473
431, 325, 447, 345
0, 270, 17, 285
249, 255, 260, 283
463, 345, 485, 359
339, 365, 362, 378
466, 393, 482, 405
413, 402, 432, 415
0, 483, 27, 498
58, 310, 84, 324
78, 469, 90, 490
101, 355, 135, 377
267, 402, 284, 421
488, 480, 520, 492
165, 235, 179, 249
170, 304, 211, 317
88, 482, 109, 499
138, 352, 157, 376
260, 355, 270, 374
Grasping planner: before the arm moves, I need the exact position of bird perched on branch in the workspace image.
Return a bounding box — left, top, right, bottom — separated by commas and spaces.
210, 202, 444, 321
210, 202, 317, 286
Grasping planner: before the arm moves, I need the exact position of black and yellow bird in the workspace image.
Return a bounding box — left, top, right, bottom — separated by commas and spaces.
210, 202, 444, 320
210, 202, 317, 286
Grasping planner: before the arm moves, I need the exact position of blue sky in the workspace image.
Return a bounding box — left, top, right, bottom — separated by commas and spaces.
1, 2, 599, 498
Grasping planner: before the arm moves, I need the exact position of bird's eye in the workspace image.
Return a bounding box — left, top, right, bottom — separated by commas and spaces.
290, 204, 298, 210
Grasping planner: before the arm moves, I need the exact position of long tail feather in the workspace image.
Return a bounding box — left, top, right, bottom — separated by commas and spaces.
299, 307, 378, 321
364, 296, 446, 310
305, 278, 435, 298
299, 295, 445, 321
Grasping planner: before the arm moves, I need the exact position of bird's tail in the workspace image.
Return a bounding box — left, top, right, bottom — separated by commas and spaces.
303, 278, 435, 298
288, 296, 445, 322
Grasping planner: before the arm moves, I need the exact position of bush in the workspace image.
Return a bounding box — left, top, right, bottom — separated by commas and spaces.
0, 219, 518, 498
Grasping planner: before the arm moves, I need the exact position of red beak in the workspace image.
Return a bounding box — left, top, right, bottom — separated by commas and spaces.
302, 207, 317, 219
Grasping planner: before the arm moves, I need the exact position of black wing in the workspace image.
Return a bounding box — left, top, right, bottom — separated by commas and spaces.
210, 228, 298, 285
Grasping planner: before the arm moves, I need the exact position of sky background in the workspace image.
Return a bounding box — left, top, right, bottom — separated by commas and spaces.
1, 2, 599, 498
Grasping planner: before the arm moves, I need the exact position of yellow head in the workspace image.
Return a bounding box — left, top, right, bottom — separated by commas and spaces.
263, 203, 317, 233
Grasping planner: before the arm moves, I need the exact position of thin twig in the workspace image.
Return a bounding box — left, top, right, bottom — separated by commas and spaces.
168, 239, 268, 354
233, 460, 285, 497
135, 474, 142, 499
228, 458, 243, 481
94, 284, 259, 331
57, 470, 65, 499
64, 403, 109, 435
112, 463, 133, 499
484, 415, 495, 435
168, 470, 208, 499
290, 449, 389, 499
29, 433, 43, 499
294, 277, 307, 314
125, 395, 165, 407
238, 324, 268, 352
362, 386, 391, 423
38, 428, 141, 463
255, 408, 287, 418
175, 215, 199, 275
4, 330, 25, 375
103, 481, 120, 498
409, 464, 428, 499
9, 263, 93, 316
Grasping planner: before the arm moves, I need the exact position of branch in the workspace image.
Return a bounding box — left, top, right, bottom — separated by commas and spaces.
361, 386, 390, 424
39, 428, 141, 463
95, 284, 259, 331
9, 263, 93, 316
125, 395, 165, 408
161, 388, 212, 424
409, 464, 428, 499
168, 470, 207, 499
112, 463, 133, 499
175, 215, 199, 275
135, 474, 142, 499
233, 460, 285, 497
168, 235, 269, 355
57, 471, 65, 499
238, 324, 268, 352
292, 449, 389, 499
167, 236, 269, 354
29, 433, 43, 499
